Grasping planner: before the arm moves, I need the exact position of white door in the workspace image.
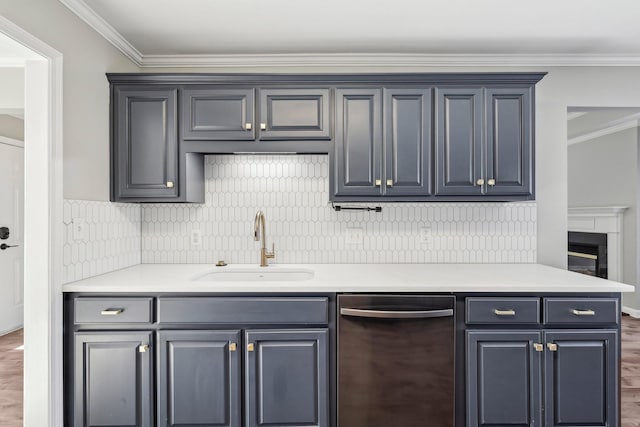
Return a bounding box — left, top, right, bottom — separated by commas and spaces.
0, 137, 24, 334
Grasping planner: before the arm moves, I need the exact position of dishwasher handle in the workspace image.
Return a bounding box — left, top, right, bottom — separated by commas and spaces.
340, 307, 453, 319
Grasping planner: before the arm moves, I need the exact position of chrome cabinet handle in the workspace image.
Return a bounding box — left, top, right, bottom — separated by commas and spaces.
100, 308, 124, 316
533, 343, 544, 352
166, 181, 174, 188
260, 123, 267, 130
375, 179, 381, 187
229, 342, 237, 352
572, 309, 595, 316
487, 179, 496, 186
493, 309, 516, 316
245, 123, 252, 130
138, 344, 149, 353
386, 179, 393, 187
547, 343, 558, 352
340, 308, 453, 319
476, 178, 485, 186
247, 343, 255, 352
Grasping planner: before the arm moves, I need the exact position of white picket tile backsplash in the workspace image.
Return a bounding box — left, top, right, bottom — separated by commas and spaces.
63, 199, 141, 283
141, 155, 537, 264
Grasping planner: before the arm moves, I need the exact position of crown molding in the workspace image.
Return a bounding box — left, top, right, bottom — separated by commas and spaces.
54, 0, 640, 68
58, 0, 143, 65
139, 53, 640, 68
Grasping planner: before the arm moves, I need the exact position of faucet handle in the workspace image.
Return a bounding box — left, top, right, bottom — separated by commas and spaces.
267, 243, 275, 259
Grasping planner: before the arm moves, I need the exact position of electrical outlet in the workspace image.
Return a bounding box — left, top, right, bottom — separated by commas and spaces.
345, 227, 363, 245
190, 229, 202, 246
72, 218, 87, 241
420, 226, 433, 247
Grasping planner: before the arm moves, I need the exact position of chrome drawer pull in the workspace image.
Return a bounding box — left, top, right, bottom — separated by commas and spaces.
493, 309, 516, 316
571, 309, 595, 316
101, 308, 124, 316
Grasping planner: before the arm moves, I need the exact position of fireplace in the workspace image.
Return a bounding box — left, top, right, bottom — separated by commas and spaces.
568, 231, 607, 278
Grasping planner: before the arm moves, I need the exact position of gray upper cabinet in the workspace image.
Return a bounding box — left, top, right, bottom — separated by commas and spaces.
112, 86, 179, 200
544, 330, 618, 427
435, 88, 484, 196
383, 88, 433, 197
435, 86, 534, 199
245, 329, 329, 427
334, 88, 383, 197
258, 88, 331, 140
485, 87, 533, 197
333, 87, 433, 200
158, 330, 241, 427
73, 331, 153, 427
182, 88, 255, 141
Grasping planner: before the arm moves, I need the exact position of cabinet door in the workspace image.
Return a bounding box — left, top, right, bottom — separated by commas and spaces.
245, 329, 329, 427
383, 88, 433, 196
435, 88, 484, 196
466, 331, 542, 427
544, 330, 618, 427
114, 87, 178, 199
158, 330, 241, 427
258, 88, 331, 140
182, 88, 255, 140
334, 88, 383, 197
73, 331, 153, 427
485, 87, 533, 197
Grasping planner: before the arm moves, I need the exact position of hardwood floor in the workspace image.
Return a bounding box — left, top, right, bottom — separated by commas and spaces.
623, 315, 640, 426
0, 328, 23, 427
0, 318, 638, 425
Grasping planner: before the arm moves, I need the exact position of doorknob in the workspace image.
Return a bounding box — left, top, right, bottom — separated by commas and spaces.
0, 243, 19, 250
0, 227, 9, 240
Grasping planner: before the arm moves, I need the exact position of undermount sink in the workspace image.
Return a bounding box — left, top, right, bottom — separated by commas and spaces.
193, 267, 315, 282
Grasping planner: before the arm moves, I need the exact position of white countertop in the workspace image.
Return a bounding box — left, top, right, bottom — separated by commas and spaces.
62, 263, 635, 293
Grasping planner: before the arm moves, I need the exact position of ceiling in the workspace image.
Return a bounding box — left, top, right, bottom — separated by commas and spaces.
567, 108, 640, 145
60, 0, 640, 67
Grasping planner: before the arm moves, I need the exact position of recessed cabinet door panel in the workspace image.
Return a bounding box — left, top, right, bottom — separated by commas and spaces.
74, 331, 153, 427
544, 330, 618, 427
485, 87, 533, 197
258, 89, 331, 140
115, 87, 178, 199
383, 88, 433, 196
182, 88, 255, 140
435, 88, 483, 196
245, 329, 329, 427
334, 89, 382, 197
466, 331, 542, 427
158, 330, 241, 427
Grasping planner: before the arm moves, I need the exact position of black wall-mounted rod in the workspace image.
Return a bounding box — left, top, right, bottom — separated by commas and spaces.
332, 203, 382, 213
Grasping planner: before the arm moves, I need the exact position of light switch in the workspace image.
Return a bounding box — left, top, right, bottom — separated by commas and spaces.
72, 218, 87, 241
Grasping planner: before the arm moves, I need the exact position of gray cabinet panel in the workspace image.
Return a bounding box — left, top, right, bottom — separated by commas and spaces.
114, 87, 178, 199
485, 87, 533, 196
544, 330, 618, 427
158, 330, 241, 427
466, 331, 542, 427
334, 88, 383, 197
383, 88, 433, 196
182, 88, 255, 140
435, 88, 484, 196
246, 329, 329, 427
258, 89, 331, 140
74, 331, 153, 427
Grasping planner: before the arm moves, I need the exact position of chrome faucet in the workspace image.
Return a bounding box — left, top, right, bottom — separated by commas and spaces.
254, 210, 275, 267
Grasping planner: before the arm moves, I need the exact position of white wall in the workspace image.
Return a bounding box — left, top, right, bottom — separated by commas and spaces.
0, 67, 24, 112
0, 0, 139, 200
0, 114, 24, 140
568, 128, 638, 308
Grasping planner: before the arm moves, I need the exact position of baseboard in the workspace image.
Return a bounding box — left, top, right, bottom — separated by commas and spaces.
622, 306, 640, 318
0, 325, 23, 337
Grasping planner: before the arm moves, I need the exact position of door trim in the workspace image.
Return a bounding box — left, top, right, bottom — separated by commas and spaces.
0, 135, 25, 148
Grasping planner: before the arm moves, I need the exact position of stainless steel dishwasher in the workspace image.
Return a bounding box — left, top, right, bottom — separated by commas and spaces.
338, 294, 455, 427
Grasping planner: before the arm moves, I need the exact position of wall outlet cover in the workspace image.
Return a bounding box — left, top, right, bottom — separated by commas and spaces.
190, 229, 202, 246
346, 227, 364, 245
420, 226, 433, 247
72, 218, 87, 241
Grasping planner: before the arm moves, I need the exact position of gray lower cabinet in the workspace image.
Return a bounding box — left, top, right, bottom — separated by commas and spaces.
435, 86, 534, 198
73, 331, 154, 427
333, 88, 433, 199
466, 331, 542, 427
245, 329, 329, 427
158, 330, 241, 427
112, 86, 179, 201
466, 329, 619, 427
544, 330, 618, 427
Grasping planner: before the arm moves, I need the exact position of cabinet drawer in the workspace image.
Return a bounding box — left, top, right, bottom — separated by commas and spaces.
74, 297, 154, 324
466, 297, 540, 325
157, 297, 329, 325
543, 298, 619, 325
